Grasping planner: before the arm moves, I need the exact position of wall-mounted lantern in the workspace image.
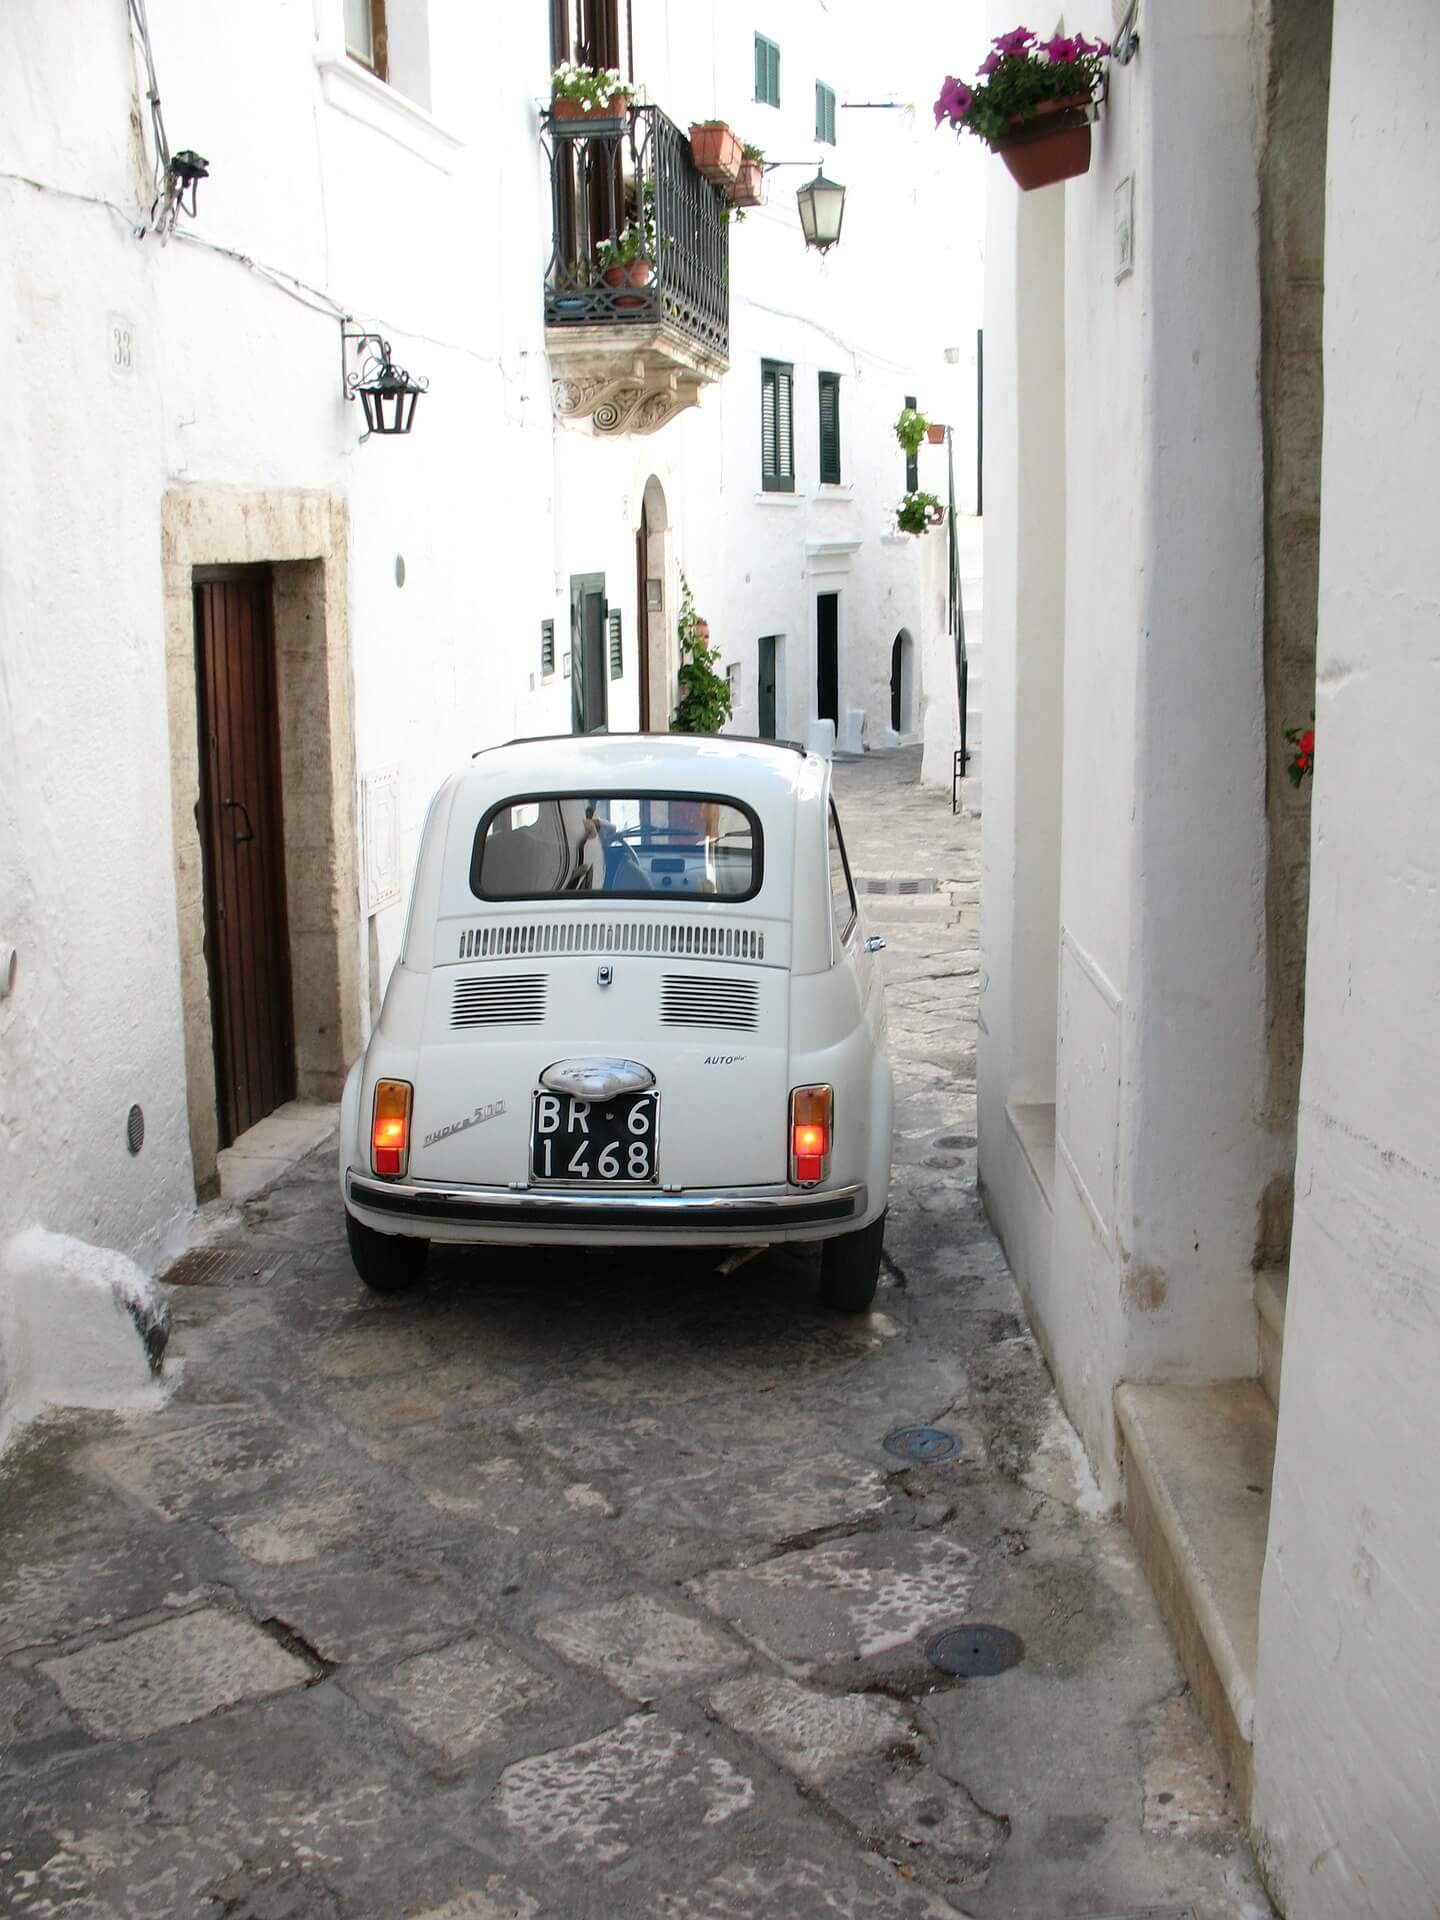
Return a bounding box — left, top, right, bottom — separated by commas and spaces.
795, 166, 846, 253
342, 325, 429, 441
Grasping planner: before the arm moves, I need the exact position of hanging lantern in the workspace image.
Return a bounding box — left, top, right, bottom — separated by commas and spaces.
796, 167, 846, 253
342, 328, 429, 440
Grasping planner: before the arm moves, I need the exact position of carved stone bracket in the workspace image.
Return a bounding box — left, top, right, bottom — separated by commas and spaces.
546, 323, 726, 436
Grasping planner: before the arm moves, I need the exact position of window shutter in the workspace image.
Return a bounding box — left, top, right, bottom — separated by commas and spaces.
761, 366, 777, 484
818, 372, 841, 484
608, 608, 623, 678
816, 81, 836, 145
904, 391, 918, 493
768, 40, 780, 105
541, 618, 555, 676
762, 360, 794, 491
754, 32, 767, 100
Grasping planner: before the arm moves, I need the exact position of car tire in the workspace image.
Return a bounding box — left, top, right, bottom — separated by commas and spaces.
819, 1211, 886, 1313
346, 1212, 429, 1294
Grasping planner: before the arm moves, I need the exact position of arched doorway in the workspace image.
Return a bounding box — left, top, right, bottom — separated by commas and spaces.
637, 477, 671, 729
890, 629, 915, 734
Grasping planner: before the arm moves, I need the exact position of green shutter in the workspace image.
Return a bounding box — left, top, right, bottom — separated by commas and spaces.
904, 392, 918, 493
816, 81, 836, 145
608, 609, 623, 678
818, 372, 841, 484
755, 34, 779, 106
541, 617, 555, 676
761, 360, 794, 491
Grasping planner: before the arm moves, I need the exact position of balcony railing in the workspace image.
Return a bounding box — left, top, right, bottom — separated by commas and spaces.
542, 102, 730, 387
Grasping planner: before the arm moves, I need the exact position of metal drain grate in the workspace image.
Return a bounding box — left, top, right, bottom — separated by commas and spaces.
883, 1426, 961, 1463
161, 1248, 287, 1288
925, 1623, 1024, 1676
1074, 1910, 1199, 1920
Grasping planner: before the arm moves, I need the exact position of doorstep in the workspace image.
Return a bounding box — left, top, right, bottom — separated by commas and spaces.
216, 1101, 339, 1202
1115, 1379, 1277, 1820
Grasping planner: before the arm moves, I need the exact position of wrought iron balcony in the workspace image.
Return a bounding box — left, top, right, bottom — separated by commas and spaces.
542, 102, 730, 435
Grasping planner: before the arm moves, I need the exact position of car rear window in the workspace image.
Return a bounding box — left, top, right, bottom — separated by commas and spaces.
471, 792, 762, 901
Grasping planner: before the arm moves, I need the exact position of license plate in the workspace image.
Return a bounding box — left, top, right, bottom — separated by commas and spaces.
530, 1089, 659, 1185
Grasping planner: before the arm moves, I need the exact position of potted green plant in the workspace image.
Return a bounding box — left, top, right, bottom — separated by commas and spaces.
895, 406, 930, 458
934, 28, 1109, 190
896, 490, 943, 536
728, 142, 766, 208
689, 120, 743, 187
672, 576, 733, 733
595, 181, 660, 303
550, 61, 634, 121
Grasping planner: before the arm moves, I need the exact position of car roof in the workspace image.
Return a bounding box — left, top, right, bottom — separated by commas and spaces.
460, 732, 821, 806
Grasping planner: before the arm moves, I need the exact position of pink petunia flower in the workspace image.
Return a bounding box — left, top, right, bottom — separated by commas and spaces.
977, 50, 1001, 77
1041, 33, 1079, 63
992, 26, 1036, 56
933, 74, 975, 126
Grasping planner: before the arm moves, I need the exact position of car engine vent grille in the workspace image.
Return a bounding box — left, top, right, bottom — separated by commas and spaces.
457, 921, 766, 963
660, 974, 761, 1031
451, 974, 547, 1027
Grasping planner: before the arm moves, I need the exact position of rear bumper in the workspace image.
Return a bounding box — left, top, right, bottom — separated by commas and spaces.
345, 1168, 867, 1239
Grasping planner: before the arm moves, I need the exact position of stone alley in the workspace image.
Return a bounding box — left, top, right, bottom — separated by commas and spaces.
0, 752, 1270, 1920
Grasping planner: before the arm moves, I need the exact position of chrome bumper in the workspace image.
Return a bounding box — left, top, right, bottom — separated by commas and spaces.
345, 1170, 867, 1233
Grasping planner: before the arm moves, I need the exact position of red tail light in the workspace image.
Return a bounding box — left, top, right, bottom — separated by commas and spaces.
371, 1080, 412, 1177
790, 1085, 833, 1185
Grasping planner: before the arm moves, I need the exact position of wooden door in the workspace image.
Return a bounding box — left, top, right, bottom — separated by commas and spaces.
816, 593, 839, 726
636, 516, 651, 730
194, 568, 295, 1148
891, 634, 904, 732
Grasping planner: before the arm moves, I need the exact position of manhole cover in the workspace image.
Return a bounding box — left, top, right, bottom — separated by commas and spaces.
883, 1425, 961, 1463
161, 1248, 286, 1288
931, 1133, 976, 1151
925, 1623, 1024, 1676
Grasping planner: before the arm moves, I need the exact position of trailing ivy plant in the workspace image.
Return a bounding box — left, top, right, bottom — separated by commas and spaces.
895, 406, 930, 457
896, 490, 943, 535
672, 574, 733, 733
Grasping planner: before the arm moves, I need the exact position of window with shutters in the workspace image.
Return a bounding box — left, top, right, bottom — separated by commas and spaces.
818, 372, 842, 484
815, 81, 836, 145
540, 618, 556, 678
761, 360, 795, 492
904, 391, 919, 493
345, 0, 388, 80
754, 34, 780, 107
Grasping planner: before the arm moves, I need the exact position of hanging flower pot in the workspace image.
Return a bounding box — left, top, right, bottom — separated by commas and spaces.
933, 30, 1108, 193
728, 157, 766, 208
602, 259, 655, 309
690, 122, 743, 187
991, 95, 1093, 190
926, 423, 948, 445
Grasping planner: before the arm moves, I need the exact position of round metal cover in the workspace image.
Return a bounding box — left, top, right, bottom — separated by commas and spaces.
925, 1623, 1024, 1677
126, 1103, 145, 1155
883, 1425, 961, 1463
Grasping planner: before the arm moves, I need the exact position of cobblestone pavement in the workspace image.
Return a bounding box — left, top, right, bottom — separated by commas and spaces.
0, 749, 1270, 1920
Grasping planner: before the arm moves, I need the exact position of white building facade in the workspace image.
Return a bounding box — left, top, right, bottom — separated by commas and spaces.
0, 1, 978, 1278
975, 0, 1440, 1910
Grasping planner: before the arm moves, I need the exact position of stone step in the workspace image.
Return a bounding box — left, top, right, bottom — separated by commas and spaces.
1255, 1268, 1288, 1411
1115, 1380, 1277, 1819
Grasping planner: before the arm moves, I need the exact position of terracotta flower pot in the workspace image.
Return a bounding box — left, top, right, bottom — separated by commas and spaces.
926, 423, 947, 445
727, 159, 765, 208
689, 123, 743, 187
552, 93, 629, 122
602, 259, 654, 309
991, 93, 1094, 191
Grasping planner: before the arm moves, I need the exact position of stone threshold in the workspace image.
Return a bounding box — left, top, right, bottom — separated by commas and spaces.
1006, 1100, 1056, 1213
216, 1100, 339, 1203
1255, 1267, 1288, 1410
1115, 1379, 1276, 1820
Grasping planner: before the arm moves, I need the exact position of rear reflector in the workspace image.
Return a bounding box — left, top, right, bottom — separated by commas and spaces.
790, 1085, 833, 1186
371, 1080, 412, 1177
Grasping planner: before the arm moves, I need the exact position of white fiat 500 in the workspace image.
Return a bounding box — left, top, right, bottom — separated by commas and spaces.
339, 733, 893, 1310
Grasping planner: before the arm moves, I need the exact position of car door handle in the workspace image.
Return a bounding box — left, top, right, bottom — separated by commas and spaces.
223, 797, 255, 845
864, 936, 887, 953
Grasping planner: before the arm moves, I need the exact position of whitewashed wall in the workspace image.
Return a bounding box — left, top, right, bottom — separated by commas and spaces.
0, 0, 977, 1280
1251, 4, 1440, 1909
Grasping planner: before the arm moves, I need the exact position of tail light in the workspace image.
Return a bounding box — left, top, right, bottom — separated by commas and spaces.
790, 1085, 833, 1185
371, 1080, 412, 1177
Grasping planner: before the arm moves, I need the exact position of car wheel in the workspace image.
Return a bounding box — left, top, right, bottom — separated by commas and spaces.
346, 1212, 430, 1294
819, 1211, 886, 1313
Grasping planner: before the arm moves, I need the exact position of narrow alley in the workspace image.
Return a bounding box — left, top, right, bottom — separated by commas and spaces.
0, 751, 1268, 1920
